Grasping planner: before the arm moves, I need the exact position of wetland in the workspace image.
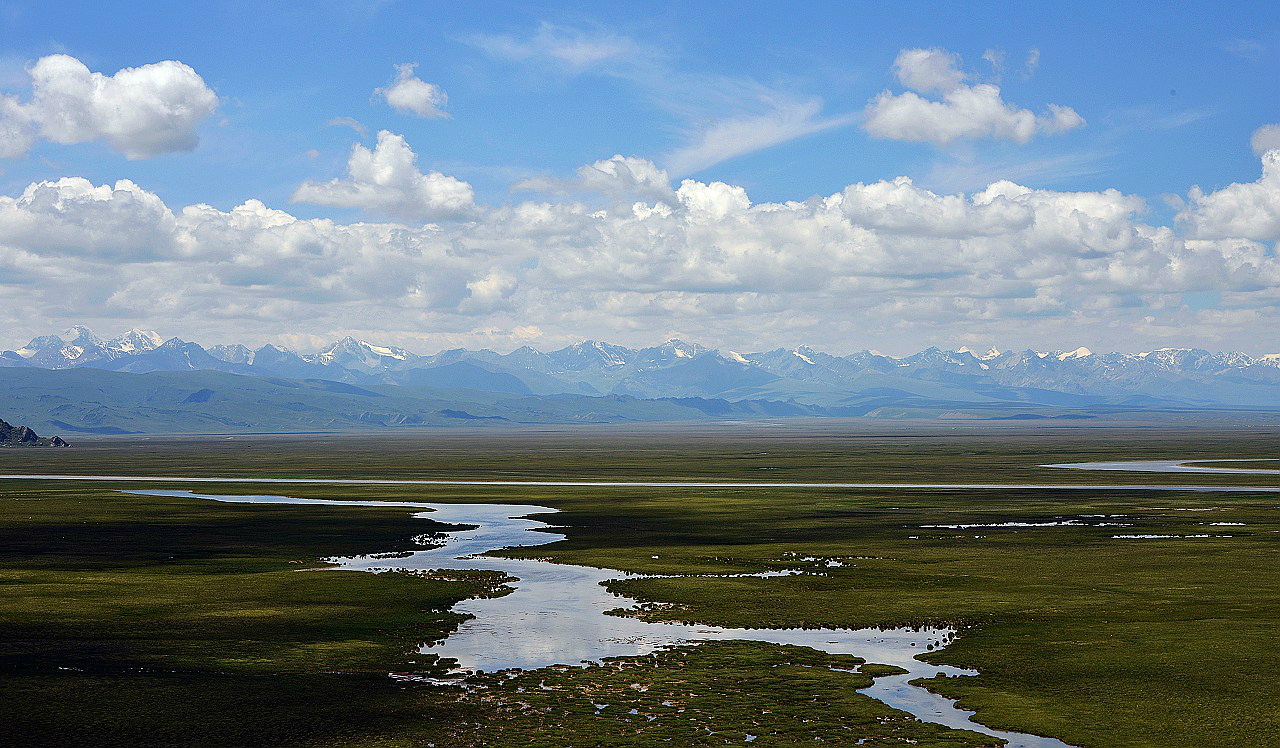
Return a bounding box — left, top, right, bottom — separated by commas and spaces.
2, 423, 1278, 746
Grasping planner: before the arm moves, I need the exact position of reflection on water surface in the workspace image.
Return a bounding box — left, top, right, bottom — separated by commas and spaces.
126, 488, 1074, 748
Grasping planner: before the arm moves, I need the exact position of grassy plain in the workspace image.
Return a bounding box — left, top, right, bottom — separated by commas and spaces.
1, 421, 1278, 746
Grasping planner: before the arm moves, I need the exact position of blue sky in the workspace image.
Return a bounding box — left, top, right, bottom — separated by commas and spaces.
0, 1, 1278, 354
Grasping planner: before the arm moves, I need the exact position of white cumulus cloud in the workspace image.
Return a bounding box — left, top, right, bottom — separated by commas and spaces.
516, 154, 674, 202
376, 63, 448, 119
0, 177, 177, 259
0, 54, 218, 159
1251, 123, 1280, 156
863, 48, 1083, 146
291, 130, 475, 221
893, 48, 967, 94
2, 152, 1280, 353
1178, 150, 1280, 241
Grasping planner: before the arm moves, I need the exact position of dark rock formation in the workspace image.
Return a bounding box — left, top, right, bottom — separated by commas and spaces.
0, 418, 68, 447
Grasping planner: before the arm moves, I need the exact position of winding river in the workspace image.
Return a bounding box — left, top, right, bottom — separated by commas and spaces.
123, 488, 1071, 748
6, 460, 1276, 746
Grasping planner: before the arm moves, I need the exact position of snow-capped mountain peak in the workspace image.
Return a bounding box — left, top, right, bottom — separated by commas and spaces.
15, 326, 110, 368
1058, 346, 1093, 360
657, 338, 707, 359
552, 340, 633, 368
308, 337, 415, 369
64, 325, 102, 344
106, 328, 165, 355
15, 335, 63, 358
956, 345, 1003, 360
8, 326, 1280, 414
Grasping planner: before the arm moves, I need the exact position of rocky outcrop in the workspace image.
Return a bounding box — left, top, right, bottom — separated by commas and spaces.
0, 418, 68, 447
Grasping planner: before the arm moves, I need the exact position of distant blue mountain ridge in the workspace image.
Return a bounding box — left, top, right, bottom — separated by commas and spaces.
3, 326, 1280, 433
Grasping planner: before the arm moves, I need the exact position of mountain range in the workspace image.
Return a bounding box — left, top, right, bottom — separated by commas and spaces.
3, 326, 1280, 434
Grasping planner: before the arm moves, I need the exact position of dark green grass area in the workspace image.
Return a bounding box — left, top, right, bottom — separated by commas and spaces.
0, 483, 502, 746
1, 673, 474, 748
1183, 458, 1280, 471
1, 425, 1279, 746
449, 641, 999, 747
545, 488, 1280, 747
0, 477, 1014, 748
0, 484, 506, 674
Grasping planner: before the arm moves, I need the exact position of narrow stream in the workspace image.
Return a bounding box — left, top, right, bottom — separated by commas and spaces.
127, 488, 1071, 747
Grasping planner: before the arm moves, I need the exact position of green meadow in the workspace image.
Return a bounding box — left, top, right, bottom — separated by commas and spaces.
1, 423, 1277, 746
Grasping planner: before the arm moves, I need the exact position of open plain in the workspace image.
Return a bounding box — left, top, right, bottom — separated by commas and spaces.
2, 422, 1278, 747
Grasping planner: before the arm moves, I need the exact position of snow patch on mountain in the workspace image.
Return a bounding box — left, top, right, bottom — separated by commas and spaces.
657, 339, 705, 360
362, 342, 408, 360
307, 336, 416, 370
956, 346, 1002, 360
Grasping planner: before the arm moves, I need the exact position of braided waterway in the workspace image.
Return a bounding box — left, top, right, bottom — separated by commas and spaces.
10, 464, 1276, 746
113, 488, 1070, 747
